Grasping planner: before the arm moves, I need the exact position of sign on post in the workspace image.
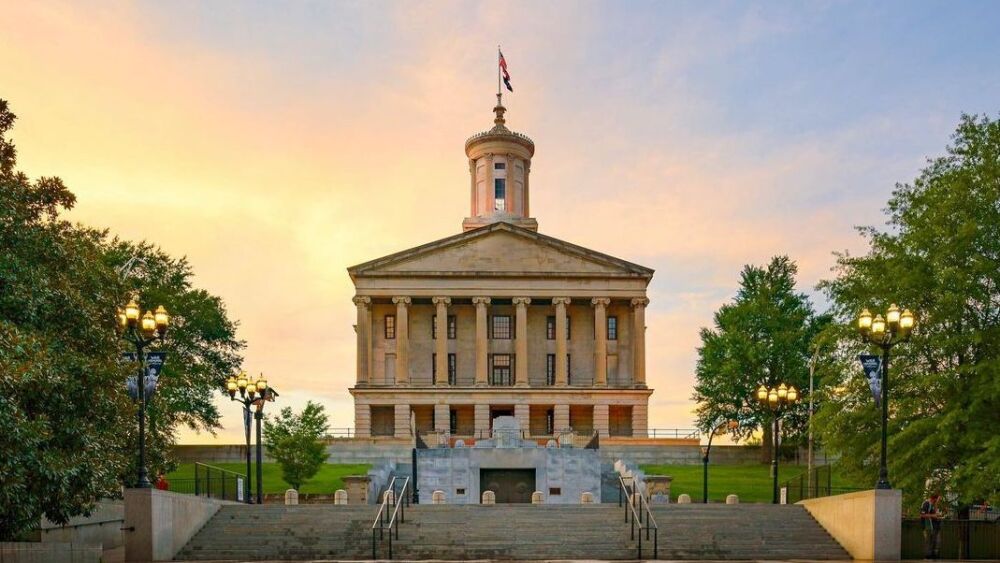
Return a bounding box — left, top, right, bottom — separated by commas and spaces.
858, 354, 882, 407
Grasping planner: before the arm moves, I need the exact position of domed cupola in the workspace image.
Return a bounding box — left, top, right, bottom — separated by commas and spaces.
462, 95, 537, 232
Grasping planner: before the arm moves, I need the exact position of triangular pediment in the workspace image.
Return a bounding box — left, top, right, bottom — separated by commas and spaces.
349, 223, 652, 279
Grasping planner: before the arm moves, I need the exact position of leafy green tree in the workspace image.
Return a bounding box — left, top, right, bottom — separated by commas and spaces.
0, 99, 243, 539
692, 256, 828, 460
817, 114, 1000, 510
263, 401, 330, 490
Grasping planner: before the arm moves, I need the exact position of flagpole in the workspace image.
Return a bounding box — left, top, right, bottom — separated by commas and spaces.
497, 45, 501, 104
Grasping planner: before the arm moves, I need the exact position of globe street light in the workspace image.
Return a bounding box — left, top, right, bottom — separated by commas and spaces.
858, 304, 915, 490
117, 298, 169, 488
756, 382, 799, 504
225, 371, 263, 503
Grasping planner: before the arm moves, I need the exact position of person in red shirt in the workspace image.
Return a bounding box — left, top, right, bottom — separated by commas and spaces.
154, 471, 170, 491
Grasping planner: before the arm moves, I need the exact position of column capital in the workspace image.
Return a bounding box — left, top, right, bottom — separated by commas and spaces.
353, 296, 372, 306
486, 153, 494, 161
552, 297, 572, 306
432, 296, 452, 306
392, 296, 412, 305
472, 296, 492, 306
512, 297, 532, 306
630, 297, 650, 308
591, 297, 611, 307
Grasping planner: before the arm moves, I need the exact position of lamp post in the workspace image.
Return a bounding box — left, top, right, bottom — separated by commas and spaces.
225, 371, 263, 503
702, 419, 738, 503
756, 382, 799, 504
117, 299, 169, 488
857, 304, 915, 490
253, 385, 278, 505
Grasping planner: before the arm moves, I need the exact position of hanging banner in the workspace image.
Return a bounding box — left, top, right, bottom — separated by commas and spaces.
858, 354, 882, 407
123, 352, 167, 399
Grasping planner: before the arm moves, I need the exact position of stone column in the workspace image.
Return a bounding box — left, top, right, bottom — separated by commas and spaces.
433, 296, 451, 386
513, 297, 531, 386
474, 404, 490, 437
631, 297, 649, 387
486, 153, 494, 210
394, 404, 411, 438
506, 153, 514, 212
631, 403, 648, 438
353, 296, 371, 386
434, 403, 450, 433
473, 297, 490, 386
355, 403, 371, 438
393, 296, 411, 385
592, 298, 610, 387
524, 160, 531, 217
514, 404, 529, 435
593, 404, 609, 438
469, 158, 477, 216
553, 404, 570, 433
553, 297, 571, 386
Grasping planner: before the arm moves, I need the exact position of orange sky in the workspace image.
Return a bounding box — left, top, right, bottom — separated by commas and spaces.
4, 1, 992, 443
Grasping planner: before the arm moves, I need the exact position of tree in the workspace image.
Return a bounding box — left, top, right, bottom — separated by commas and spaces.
817, 114, 1000, 510
692, 256, 828, 461
0, 99, 243, 539
263, 401, 330, 491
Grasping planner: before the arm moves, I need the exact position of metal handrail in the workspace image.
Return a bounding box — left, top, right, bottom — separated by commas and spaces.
618, 475, 658, 559
371, 476, 410, 559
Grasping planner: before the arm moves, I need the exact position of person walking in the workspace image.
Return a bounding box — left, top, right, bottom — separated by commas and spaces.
154, 470, 170, 491
920, 493, 943, 559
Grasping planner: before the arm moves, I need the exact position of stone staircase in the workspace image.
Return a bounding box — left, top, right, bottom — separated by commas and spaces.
174, 502, 849, 561
393, 504, 634, 560
651, 503, 850, 560
174, 505, 374, 561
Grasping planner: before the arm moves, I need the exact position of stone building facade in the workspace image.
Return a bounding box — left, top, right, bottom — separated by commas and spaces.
349, 97, 654, 441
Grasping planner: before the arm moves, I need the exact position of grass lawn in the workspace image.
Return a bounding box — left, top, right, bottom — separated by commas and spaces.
639, 463, 863, 504
167, 462, 370, 495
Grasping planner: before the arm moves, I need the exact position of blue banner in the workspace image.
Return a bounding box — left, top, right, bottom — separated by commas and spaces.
858, 354, 882, 407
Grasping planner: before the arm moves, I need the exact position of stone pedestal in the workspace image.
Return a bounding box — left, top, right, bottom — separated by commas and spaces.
645, 475, 673, 504
284, 489, 298, 505
334, 490, 348, 505
342, 475, 370, 505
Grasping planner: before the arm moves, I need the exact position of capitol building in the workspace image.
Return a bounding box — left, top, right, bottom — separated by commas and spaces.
348, 96, 654, 442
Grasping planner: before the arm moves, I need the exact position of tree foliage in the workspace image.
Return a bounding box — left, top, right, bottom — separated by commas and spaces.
0, 99, 243, 540
692, 256, 828, 453
262, 401, 330, 491
817, 114, 1000, 510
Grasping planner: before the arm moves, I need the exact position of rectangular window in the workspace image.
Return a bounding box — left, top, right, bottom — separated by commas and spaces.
494, 162, 506, 170
491, 315, 512, 339
432, 315, 457, 339
490, 354, 512, 386
546, 316, 570, 339
450, 410, 458, 434
607, 316, 618, 340
546, 354, 556, 385
431, 353, 457, 384
567, 354, 572, 385
546, 408, 554, 434
384, 315, 396, 339
494, 178, 506, 211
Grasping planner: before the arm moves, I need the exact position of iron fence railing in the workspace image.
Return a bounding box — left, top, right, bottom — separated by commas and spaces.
641, 428, 701, 439
618, 475, 658, 559
781, 465, 864, 504
902, 519, 1000, 560
192, 462, 248, 502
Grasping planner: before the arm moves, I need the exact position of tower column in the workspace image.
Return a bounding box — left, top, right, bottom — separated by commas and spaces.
473, 297, 491, 386
433, 296, 451, 385
513, 297, 531, 386
523, 160, 530, 217
486, 153, 494, 213
506, 152, 514, 213
592, 298, 610, 387
393, 296, 411, 385
469, 158, 477, 216
353, 296, 371, 385
553, 297, 571, 386
631, 297, 649, 387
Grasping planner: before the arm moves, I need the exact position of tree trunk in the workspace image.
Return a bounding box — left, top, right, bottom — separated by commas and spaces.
761, 423, 773, 464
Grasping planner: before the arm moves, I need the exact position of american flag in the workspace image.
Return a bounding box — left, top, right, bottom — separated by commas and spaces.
499, 50, 513, 92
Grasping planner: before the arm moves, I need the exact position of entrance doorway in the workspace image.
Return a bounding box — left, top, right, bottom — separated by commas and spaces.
480, 469, 535, 503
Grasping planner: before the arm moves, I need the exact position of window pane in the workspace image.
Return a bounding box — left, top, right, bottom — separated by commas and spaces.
546, 316, 555, 340
608, 316, 618, 340
448, 315, 457, 339
494, 162, 506, 170
494, 179, 506, 211
385, 315, 396, 339
491, 315, 512, 339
